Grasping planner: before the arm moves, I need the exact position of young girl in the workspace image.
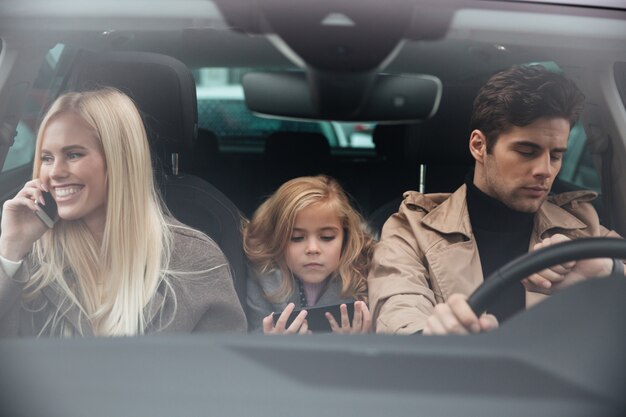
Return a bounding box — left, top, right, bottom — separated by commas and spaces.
0, 88, 246, 337
243, 175, 375, 334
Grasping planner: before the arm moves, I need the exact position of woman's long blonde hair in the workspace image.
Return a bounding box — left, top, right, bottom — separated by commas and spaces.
26, 88, 173, 337
243, 175, 374, 303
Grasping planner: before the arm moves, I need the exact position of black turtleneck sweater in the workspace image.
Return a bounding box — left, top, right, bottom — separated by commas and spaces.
466, 178, 535, 322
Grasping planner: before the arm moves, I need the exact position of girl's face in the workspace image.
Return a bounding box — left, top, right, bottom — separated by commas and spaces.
39, 112, 108, 235
284, 202, 344, 285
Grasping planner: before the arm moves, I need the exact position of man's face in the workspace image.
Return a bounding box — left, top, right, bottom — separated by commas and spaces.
471, 117, 570, 213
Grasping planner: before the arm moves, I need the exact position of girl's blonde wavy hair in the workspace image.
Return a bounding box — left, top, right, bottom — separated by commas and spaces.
243, 175, 374, 303
26, 88, 173, 337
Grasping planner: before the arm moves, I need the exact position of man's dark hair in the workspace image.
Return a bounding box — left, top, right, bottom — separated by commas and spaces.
469, 64, 585, 151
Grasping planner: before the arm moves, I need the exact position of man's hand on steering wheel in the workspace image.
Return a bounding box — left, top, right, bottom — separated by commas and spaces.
522, 234, 614, 295
424, 237, 625, 336
423, 294, 499, 336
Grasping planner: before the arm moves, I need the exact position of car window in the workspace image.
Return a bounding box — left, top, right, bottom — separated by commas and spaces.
193, 67, 374, 151
526, 62, 601, 193
1, 44, 66, 173
0, 1, 625, 415
614, 61, 626, 114
558, 122, 601, 192
333, 122, 375, 149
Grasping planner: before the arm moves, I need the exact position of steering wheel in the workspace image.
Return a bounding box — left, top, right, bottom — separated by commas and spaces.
467, 237, 626, 315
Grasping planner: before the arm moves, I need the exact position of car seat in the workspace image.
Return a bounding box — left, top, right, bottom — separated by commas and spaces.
192, 128, 219, 176
64, 51, 248, 314
368, 89, 474, 237
368, 124, 420, 212
260, 131, 331, 196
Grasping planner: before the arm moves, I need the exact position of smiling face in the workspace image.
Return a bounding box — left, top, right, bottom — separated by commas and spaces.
39, 112, 108, 235
283, 202, 344, 285
471, 117, 570, 213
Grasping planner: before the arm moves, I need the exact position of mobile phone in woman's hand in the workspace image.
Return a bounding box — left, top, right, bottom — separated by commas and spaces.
35, 191, 58, 228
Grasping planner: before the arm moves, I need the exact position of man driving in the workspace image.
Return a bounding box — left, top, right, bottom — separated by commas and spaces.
368, 64, 624, 335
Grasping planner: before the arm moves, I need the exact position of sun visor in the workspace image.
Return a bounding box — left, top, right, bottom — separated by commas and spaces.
242, 71, 442, 122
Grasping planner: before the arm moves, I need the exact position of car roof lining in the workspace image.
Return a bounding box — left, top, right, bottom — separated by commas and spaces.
1, 1, 625, 73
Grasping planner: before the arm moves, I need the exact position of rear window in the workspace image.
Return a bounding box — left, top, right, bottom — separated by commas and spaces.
2, 44, 66, 173
193, 68, 374, 151
528, 61, 601, 193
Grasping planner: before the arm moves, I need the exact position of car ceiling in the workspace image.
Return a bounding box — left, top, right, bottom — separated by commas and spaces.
0, 1, 625, 84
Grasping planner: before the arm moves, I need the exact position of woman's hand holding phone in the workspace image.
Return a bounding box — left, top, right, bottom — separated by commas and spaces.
325, 301, 372, 334
263, 302, 310, 335
0, 180, 53, 262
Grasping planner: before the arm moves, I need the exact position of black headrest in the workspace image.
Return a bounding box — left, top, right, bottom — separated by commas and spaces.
405, 88, 474, 165
66, 51, 197, 172
373, 124, 406, 161
264, 131, 330, 164
193, 128, 219, 172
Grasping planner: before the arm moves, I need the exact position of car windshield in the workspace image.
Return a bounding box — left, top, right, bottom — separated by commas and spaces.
0, 1, 625, 416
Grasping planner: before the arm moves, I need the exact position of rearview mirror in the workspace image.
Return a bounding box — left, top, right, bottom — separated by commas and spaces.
242, 71, 441, 122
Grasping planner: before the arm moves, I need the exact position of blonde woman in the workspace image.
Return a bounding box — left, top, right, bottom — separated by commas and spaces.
0, 88, 246, 337
244, 175, 375, 334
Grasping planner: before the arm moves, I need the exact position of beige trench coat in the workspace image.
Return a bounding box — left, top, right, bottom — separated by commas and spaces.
368, 185, 619, 334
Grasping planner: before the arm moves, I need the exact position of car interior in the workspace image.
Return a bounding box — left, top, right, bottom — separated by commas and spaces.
0, 1, 625, 416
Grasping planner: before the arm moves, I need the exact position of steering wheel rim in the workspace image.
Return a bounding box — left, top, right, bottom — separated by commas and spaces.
467, 237, 626, 316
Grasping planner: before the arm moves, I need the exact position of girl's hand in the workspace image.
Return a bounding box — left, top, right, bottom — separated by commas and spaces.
326, 301, 372, 334
262, 302, 310, 335
0, 180, 50, 261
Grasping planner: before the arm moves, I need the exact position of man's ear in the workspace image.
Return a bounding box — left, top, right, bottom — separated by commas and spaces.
469, 130, 487, 164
